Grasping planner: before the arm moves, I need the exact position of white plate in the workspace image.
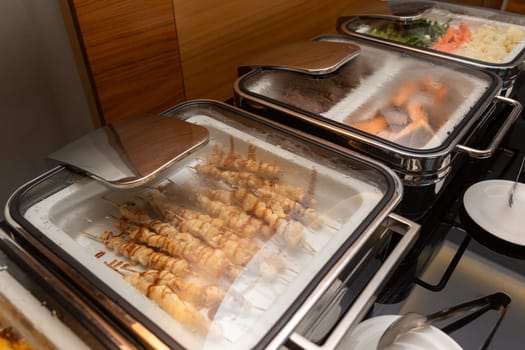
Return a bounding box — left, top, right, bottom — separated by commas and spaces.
344, 315, 462, 350
463, 180, 525, 246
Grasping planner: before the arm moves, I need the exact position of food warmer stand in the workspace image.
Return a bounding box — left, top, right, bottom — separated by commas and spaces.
3, 102, 420, 349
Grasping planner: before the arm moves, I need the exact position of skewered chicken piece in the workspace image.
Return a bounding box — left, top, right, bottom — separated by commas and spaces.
123, 271, 212, 335
147, 193, 226, 228
194, 163, 312, 207
195, 192, 312, 253
115, 201, 152, 226
109, 199, 248, 264
117, 219, 241, 280
194, 164, 265, 189
154, 185, 274, 241
203, 189, 301, 244
90, 230, 191, 277
194, 192, 274, 241
153, 182, 313, 253
206, 187, 287, 218
206, 142, 280, 179
253, 187, 323, 229
140, 269, 225, 310
145, 193, 292, 279
207, 187, 323, 230
176, 218, 259, 266
142, 193, 260, 265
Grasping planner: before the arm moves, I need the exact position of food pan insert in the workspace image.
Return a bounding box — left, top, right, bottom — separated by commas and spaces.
5, 100, 419, 350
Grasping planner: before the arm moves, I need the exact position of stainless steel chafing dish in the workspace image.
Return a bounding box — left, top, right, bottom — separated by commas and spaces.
4, 101, 419, 350
0, 223, 131, 349
233, 34, 522, 218
337, 0, 525, 94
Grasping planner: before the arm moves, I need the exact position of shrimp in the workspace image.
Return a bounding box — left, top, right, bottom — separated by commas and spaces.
391, 102, 435, 141
350, 116, 390, 135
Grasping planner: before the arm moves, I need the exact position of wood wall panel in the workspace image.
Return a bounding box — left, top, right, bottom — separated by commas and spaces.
172, 0, 389, 101
69, 0, 186, 124
508, 0, 525, 14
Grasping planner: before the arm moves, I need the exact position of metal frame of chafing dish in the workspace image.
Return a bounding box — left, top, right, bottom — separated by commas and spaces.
4, 100, 420, 350
336, 0, 525, 94
0, 222, 137, 350
276, 213, 419, 350
233, 35, 521, 188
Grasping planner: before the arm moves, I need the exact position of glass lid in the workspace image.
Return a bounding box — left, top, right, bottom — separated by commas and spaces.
341, 0, 525, 66
7, 101, 401, 350
238, 38, 497, 152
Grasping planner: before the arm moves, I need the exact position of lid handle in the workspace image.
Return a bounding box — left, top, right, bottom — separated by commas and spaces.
456, 96, 522, 159
285, 213, 420, 350
48, 114, 209, 188
238, 40, 360, 76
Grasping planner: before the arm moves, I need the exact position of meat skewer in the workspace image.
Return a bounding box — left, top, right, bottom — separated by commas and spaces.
122, 194, 260, 266
138, 269, 225, 310
84, 230, 191, 277
195, 192, 314, 254
194, 163, 315, 211
145, 193, 294, 280
194, 164, 265, 189
121, 268, 212, 335
153, 182, 315, 254
206, 141, 281, 179
207, 186, 323, 230
153, 185, 274, 241
116, 218, 242, 280
175, 217, 259, 266
254, 187, 323, 229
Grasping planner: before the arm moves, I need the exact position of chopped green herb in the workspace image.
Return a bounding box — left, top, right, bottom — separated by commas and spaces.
369, 19, 450, 48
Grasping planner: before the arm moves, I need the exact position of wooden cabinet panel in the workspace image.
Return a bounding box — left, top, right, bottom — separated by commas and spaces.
508, 0, 525, 14
68, 0, 185, 124
172, 0, 389, 101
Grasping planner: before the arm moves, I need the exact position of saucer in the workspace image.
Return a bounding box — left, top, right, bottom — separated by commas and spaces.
345, 315, 461, 349
463, 180, 525, 246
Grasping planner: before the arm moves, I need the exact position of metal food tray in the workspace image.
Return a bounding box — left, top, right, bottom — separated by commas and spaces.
6, 101, 418, 350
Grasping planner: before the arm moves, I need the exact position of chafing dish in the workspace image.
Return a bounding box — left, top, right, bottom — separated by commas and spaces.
4, 101, 419, 349
337, 0, 525, 94
233, 35, 522, 218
